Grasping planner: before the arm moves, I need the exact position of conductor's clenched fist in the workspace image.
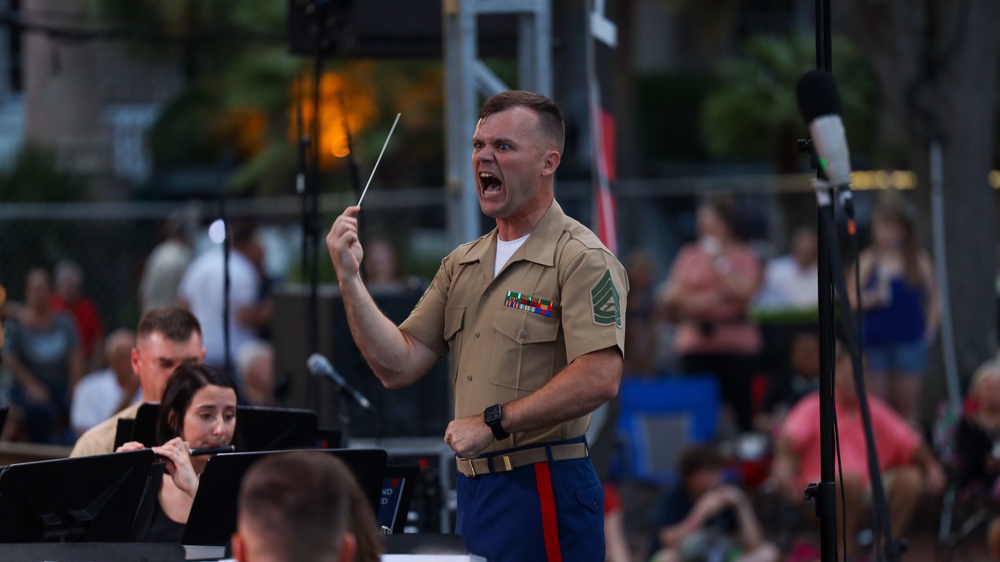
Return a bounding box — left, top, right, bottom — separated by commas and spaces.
327, 205, 364, 282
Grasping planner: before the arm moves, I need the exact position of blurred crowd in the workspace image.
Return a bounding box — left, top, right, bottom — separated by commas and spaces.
6, 193, 1000, 562
599, 193, 1000, 562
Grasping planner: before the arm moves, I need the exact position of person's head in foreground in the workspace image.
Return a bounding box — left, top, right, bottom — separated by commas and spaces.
233, 451, 369, 562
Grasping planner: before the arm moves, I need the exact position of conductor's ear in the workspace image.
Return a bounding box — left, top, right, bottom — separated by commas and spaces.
338, 531, 357, 562
231, 533, 246, 562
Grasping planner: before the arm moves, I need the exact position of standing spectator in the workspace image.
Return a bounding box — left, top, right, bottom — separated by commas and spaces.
624, 250, 659, 376
70, 329, 141, 436
364, 238, 407, 291
753, 227, 818, 311
2, 268, 84, 443
179, 222, 272, 373
140, 212, 193, 311
848, 201, 940, 425
652, 445, 779, 562
769, 342, 945, 559
235, 339, 275, 407
657, 196, 763, 432
51, 260, 104, 371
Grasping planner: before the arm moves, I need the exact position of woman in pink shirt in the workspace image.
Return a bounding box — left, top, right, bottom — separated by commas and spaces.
658, 196, 762, 432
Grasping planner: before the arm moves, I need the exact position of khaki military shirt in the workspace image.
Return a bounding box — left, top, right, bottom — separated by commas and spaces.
70, 401, 143, 457
400, 201, 628, 453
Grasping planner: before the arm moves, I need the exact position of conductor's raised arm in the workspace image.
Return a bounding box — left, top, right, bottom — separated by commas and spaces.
326, 206, 439, 389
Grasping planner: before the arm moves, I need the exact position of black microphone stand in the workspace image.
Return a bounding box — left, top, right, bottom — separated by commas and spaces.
217, 150, 234, 376
804, 4, 838, 559
802, 6, 903, 556
295, 0, 359, 442
802, 144, 839, 562
292, 1, 327, 423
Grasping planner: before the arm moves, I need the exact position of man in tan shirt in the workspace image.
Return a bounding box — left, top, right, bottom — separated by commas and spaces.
70, 307, 204, 457
327, 91, 627, 562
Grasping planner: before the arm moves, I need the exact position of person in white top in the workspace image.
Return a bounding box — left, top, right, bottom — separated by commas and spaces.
140, 213, 193, 311
755, 227, 819, 310
178, 222, 272, 372
70, 329, 142, 436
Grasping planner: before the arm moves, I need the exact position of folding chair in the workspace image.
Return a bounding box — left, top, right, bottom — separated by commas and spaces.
615, 375, 720, 486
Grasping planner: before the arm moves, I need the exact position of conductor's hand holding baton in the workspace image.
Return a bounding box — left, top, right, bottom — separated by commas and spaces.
327, 206, 364, 285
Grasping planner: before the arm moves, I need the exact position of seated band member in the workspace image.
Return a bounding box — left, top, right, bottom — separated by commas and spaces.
71, 307, 205, 457
232, 451, 362, 562
118, 363, 238, 542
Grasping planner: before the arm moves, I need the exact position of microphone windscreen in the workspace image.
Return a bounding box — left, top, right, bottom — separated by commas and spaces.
796, 70, 842, 123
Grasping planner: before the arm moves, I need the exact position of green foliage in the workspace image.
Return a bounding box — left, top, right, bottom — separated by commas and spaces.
93, 0, 445, 197
700, 34, 877, 168
0, 145, 89, 202
147, 87, 225, 169
636, 73, 718, 164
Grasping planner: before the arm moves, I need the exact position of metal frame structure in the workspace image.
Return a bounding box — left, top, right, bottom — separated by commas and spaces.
442, 0, 552, 248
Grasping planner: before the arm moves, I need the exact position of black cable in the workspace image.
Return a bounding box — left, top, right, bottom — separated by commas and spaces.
832, 404, 847, 562
830, 189, 850, 562
820, 189, 899, 562
846, 202, 867, 560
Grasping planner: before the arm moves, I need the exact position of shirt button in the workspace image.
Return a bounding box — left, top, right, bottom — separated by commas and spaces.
467, 375, 473, 382
475, 331, 480, 338
519, 330, 526, 340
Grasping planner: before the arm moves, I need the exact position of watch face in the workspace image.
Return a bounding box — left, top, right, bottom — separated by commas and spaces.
484, 404, 502, 424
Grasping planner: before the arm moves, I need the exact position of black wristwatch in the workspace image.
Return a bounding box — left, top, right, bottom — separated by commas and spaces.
484, 403, 510, 441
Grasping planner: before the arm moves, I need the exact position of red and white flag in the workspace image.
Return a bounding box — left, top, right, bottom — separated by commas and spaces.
587, 0, 619, 254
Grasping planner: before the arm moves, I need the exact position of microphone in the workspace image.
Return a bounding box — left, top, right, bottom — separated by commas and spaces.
307, 353, 373, 411
796, 70, 852, 188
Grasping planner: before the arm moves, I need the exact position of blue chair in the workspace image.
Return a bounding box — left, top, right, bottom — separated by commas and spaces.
615, 375, 721, 486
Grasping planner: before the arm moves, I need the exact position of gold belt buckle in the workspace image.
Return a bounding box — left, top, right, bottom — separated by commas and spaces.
502, 455, 513, 471
461, 458, 477, 477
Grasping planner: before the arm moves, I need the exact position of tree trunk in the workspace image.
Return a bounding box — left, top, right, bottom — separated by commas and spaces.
839, 0, 1000, 385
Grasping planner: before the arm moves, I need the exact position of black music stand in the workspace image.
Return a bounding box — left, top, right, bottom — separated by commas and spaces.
182, 448, 387, 546
115, 404, 318, 452
0, 449, 155, 543
235, 405, 318, 451
113, 403, 159, 450
378, 464, 420, 534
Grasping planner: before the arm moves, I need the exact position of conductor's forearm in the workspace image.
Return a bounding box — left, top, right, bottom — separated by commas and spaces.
338, 276, 429, 389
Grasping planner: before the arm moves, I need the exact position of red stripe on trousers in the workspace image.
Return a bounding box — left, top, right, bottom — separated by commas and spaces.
534, 462, 563, 562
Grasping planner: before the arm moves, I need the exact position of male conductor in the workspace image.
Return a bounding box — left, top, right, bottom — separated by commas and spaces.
327, 90, 628, 562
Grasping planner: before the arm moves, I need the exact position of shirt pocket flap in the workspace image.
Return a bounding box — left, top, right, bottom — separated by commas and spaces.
444, 306, 465, 341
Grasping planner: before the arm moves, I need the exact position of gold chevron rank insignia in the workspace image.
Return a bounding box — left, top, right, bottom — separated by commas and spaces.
591, 270, 621, 327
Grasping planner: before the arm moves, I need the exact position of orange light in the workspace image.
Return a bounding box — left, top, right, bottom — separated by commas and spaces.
288, 69, 378, 167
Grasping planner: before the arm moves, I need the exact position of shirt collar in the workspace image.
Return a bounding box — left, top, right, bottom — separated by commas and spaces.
457, 201, 564, 268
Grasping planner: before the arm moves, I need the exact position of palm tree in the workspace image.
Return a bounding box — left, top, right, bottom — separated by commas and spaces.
700, 33, 876, 172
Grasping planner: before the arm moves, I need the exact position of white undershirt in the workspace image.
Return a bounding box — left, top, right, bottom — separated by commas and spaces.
495, 234, 529, 277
